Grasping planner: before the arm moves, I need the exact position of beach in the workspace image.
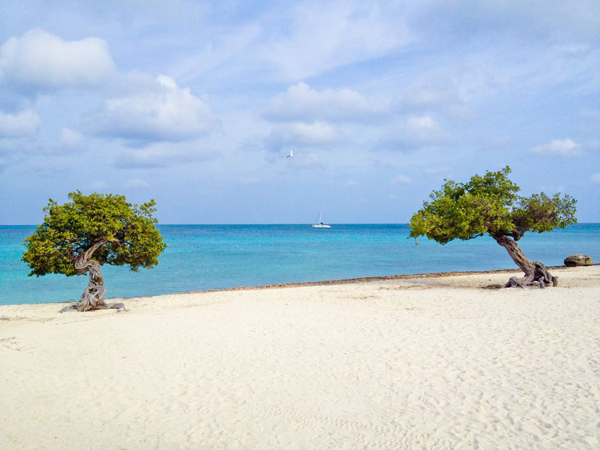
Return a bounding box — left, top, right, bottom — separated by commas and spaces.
1, 266, 599, 449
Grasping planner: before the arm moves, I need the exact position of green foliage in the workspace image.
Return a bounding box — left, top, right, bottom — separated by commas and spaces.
23, 191, 167, 277
409, 167, 577, 244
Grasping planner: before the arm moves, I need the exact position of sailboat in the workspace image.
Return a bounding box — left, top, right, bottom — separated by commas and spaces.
312, 206, 331, 228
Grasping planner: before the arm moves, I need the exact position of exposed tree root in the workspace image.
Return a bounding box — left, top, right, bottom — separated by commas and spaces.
60, 301, 127, 313
504, 261, 558, 289
492, 235, 558, 289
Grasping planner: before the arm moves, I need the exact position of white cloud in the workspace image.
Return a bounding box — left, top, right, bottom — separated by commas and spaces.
91, 75, 220, 143
406, 116, 441, 133
391, 175, 411, 185
0, 109, 40, 137
592, 173, 600, 183
531, 138, 582, 156
265, 121, 341, 151
264, 82, 387, 123
405, 115, 446, 144
61, 128, 83, 148
0, 29, 116, 90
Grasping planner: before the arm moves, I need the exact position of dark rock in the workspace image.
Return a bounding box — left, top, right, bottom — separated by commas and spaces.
564, 254, 593, 267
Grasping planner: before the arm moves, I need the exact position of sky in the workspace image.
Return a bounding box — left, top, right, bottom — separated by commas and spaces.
0, 0, 599, 224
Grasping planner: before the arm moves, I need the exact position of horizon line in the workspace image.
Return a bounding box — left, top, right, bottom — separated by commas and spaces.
2, 222, 599, 227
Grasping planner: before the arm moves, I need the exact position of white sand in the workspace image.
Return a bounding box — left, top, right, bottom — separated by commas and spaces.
1, 266, 599, 449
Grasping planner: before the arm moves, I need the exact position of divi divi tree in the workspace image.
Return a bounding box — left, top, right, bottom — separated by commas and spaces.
23, 191, 167, 312
409, 167, 577, 288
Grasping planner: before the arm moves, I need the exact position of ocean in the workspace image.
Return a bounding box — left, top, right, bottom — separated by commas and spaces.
1, 224, 598, 306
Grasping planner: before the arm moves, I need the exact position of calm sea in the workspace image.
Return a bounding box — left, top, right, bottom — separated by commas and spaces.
1, 224, 598, 306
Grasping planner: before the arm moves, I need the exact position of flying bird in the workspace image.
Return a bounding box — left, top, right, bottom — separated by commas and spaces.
287, 149, 294, 158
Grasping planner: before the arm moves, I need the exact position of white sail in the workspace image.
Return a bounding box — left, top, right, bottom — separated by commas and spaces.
312, 206, 331, 228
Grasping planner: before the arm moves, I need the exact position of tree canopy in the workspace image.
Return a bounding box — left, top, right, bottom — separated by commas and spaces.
408, 166, 578, 289
409, 166, 577, 244
23, 191, 167, 277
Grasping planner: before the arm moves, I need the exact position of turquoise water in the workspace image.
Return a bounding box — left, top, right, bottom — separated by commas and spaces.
1, 224, 598, 306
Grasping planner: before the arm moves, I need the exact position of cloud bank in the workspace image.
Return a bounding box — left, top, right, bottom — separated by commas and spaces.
90, 75, 220, 144
0, 29, 116, 90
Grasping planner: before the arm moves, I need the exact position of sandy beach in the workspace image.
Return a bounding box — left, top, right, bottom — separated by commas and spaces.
1, 266, 599, 449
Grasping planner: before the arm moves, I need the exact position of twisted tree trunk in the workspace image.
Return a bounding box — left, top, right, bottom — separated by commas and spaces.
492, 234, 558, 288
60, 240, 126, 313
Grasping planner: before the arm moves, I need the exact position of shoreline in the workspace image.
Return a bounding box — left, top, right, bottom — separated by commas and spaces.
9, 263, 597, 307
172, 263, 589, 295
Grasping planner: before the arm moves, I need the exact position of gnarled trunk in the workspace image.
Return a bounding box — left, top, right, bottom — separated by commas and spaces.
60, 240, 126, 313
492, 234, 558, 288
73, 258, 108, 311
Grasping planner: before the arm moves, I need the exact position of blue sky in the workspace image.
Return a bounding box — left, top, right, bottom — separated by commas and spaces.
0, 0, 599, 224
